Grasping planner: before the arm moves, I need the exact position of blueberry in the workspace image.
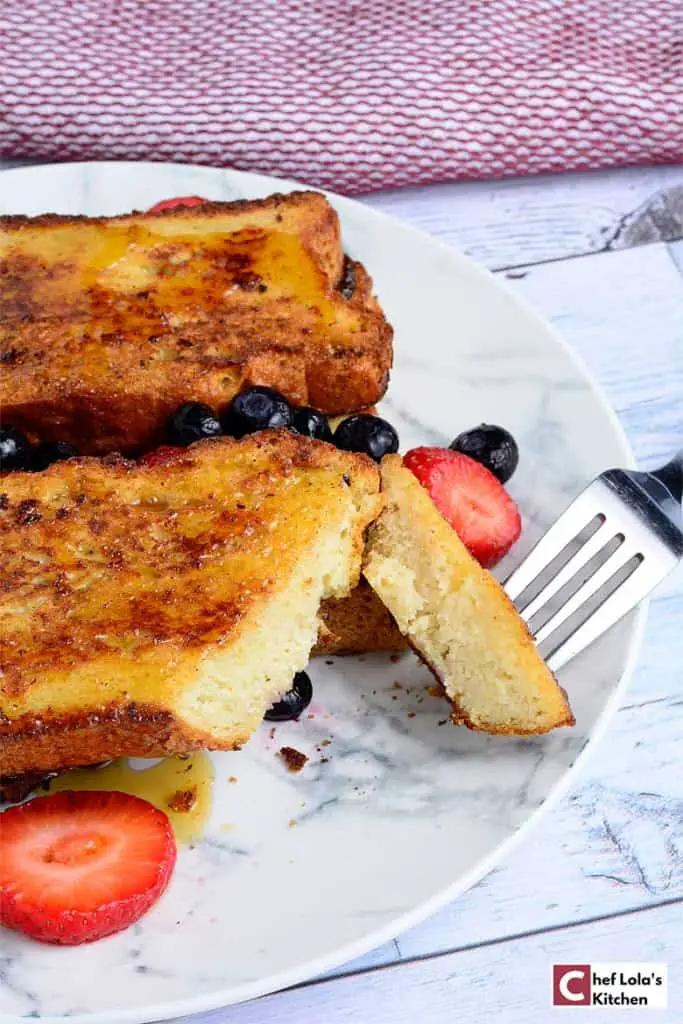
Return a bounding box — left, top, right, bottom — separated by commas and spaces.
334, 414, 399, 463
167, 402, 222, 447
264, 671, 313, 722
0, 426, 32, 471
222, 387, 293, 438
449, 424, 519, 484
291, 406, 333, 443
31, 441, 79, 471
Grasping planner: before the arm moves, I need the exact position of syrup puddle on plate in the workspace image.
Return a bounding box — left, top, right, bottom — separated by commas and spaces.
45, 752, 214, 844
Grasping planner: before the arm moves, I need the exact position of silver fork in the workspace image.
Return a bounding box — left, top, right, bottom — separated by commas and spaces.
504, 451, 683, 672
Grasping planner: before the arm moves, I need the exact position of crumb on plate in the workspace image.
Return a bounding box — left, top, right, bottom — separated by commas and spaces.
167, 786, 197, 813
279, 746, 309, 773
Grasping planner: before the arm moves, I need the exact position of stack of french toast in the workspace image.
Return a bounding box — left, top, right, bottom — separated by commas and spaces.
0, 191, 574, 792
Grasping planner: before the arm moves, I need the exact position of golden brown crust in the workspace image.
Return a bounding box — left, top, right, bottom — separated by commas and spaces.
0, 193, 343, 281
412, 642, 575, 735
0, 703, 249, 778
0, 191, 328, 233
0, 431, 381, 775
0, 192, 393, 454
0, 431, 376, 695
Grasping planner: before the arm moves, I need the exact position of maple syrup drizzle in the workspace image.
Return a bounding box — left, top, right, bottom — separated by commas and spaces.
45, 752, 214, 844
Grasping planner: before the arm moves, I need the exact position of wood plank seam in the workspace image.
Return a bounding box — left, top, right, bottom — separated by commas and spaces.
476, 179, 683, 271
288, 895, 683, 995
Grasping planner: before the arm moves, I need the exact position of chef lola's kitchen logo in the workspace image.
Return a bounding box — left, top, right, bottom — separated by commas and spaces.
552, 963, 668, 1008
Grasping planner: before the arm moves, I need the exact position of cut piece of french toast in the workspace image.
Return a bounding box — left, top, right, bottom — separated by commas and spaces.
0, 192, 392, 455
0, 432, 381, 776
363, 456, 574, 735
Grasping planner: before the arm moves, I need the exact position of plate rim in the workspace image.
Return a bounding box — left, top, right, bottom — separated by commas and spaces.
0, 160, 648, 1024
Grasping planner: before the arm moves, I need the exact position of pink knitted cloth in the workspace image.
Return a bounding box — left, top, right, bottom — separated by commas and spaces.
1, 0, 680, 194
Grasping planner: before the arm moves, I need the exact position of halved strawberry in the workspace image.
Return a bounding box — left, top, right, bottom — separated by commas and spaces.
0, 791, 176, 945
403, 447, 522, 568
147, 196, 208, 213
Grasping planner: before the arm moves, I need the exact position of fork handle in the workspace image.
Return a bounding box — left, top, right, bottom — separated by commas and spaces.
651, 449, 683, 503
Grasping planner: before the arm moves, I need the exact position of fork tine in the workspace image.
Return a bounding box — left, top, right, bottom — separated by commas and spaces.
532, 543, 643, 648
504, 490, 604, 603
517, 519, 619, 623
543, 555, 666, 672
504, 455, 683, 673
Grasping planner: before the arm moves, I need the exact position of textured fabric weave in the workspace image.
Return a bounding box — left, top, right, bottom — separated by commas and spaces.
0, 0, 681, 194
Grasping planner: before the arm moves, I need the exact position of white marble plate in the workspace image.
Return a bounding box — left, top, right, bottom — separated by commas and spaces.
0, 163, 645, 1024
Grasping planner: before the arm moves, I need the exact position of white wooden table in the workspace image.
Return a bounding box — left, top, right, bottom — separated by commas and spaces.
2, 161, 681, 1022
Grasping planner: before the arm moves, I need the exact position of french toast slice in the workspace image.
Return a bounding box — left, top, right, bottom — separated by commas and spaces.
363, 457, 574, 735
0, 192, 392, 455
0, 432, 381, 776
